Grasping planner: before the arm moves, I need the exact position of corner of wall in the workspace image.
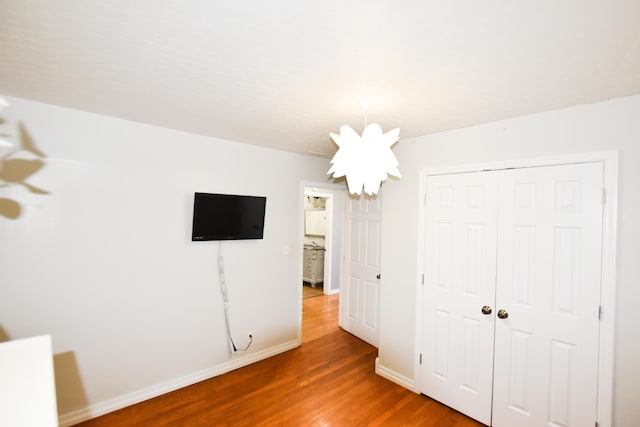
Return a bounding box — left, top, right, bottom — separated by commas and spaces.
374, 357, 415, 392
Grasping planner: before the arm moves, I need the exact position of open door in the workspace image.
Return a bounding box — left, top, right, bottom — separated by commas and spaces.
340, 193, 382, 347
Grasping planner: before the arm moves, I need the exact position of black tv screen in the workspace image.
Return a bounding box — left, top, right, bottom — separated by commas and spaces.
192, 193, 266, 241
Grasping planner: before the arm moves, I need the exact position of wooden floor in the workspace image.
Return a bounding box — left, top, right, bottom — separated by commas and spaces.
302, 283, 324, 299
75, 295, 483, 426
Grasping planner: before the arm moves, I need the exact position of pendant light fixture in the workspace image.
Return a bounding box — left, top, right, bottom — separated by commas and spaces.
327, 122, 401, 196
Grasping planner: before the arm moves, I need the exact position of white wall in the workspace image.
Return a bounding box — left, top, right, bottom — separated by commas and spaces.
378, 94, 640, 426
0, 95, 330, 424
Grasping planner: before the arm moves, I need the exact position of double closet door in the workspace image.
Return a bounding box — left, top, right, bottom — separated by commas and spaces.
420, 162, 604, 426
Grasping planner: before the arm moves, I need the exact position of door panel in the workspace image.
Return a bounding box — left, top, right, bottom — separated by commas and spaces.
364, 279, 378, 329
342, 195, 382, 347
492, 163, 603, 427
366, 220, 381, 267
505, 329, 532, 416
347, 275, 359, 321
421, 171, 499, 425
511, 225, 535, 305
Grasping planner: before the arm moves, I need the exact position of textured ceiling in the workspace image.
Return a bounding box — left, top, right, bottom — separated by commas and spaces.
1, 0, 639, 157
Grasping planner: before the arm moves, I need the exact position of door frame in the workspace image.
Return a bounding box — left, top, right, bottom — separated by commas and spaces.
413, 150, 618, 427
298, 181, 347, 341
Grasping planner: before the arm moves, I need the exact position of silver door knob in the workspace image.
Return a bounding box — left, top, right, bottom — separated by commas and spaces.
481, 305, 492, 315
497, 309, 509, 319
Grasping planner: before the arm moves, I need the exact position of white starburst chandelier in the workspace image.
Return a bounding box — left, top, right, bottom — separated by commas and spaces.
327, 123, 401, 196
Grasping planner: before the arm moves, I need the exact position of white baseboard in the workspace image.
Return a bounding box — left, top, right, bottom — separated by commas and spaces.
58, 339, 300, 427
374, 357, 415, 392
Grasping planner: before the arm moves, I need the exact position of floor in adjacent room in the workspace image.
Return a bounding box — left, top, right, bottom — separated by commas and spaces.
302, 282, 324, 299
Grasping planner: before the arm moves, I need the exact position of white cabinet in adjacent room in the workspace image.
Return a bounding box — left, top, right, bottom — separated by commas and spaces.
305, 210, 327, 236
303, 247, 325, 286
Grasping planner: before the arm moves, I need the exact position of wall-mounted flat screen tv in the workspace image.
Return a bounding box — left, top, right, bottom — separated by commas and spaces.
192, 192, 266, 241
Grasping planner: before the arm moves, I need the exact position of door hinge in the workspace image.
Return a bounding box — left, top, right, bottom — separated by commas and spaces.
424, 193, 427, 206
419, 353, 422, 364
598, 305, 603, 321
601, 188, 606, 205
421, 274, 424, 285
595, 421, 599, 427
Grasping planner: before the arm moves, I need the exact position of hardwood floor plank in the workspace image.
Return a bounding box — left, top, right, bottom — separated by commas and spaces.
75, 295, 483, 426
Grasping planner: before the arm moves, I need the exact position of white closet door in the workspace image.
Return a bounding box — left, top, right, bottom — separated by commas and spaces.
342, 194, 382, 347
420, 171, 499, 425
492, 163, 603, 427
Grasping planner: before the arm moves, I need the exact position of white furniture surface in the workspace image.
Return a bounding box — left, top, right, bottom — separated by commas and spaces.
0, 335, 59, 426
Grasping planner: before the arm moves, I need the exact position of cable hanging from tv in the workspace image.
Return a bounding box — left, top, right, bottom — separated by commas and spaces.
217, 241, 252, 352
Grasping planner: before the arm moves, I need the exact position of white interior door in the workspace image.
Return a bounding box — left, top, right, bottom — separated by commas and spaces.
420, 171, 499, 425
420, 162, 604, 427
342, 194, 382, 347
492, 163, 603, 427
